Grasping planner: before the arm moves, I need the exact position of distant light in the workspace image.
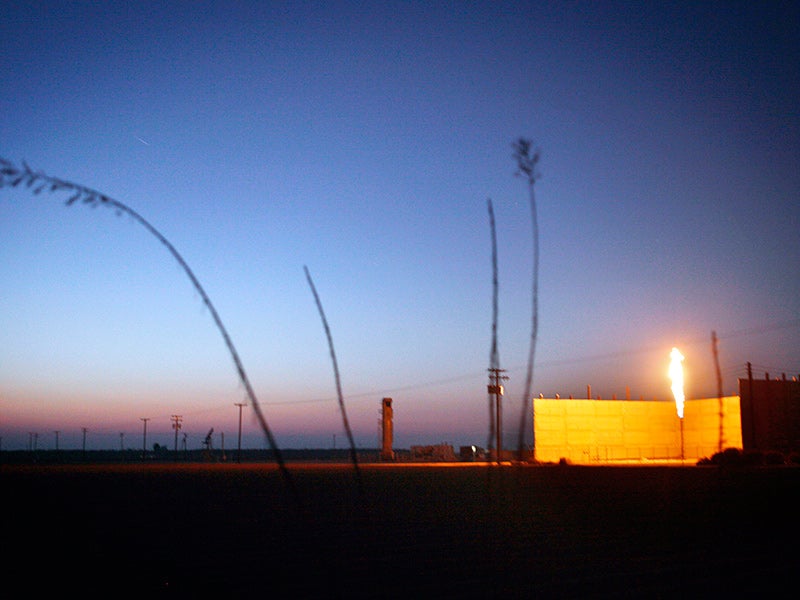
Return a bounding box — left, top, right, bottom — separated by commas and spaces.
669, 347, 685, 419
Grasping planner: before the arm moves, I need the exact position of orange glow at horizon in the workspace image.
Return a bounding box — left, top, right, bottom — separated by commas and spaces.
669, 347, 685, 419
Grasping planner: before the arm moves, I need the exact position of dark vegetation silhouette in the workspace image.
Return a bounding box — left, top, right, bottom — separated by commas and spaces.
487, 198, 499, 457
0, 157, 297, 499
512, 138, 541, 459
697, 447, 800, 466
304, 265, 363, 495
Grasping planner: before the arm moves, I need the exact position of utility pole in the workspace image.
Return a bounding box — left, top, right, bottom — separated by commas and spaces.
234, 403, 246, 464
119, 432, 124, 452
140, 418, 149, 460
712, 331, 724, 453
171, 415, 182, 456
81, 427, 88, 460
53, 430, 60, 451
488, 368, 508, 463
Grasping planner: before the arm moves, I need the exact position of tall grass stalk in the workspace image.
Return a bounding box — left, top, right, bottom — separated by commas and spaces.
303, 266, 362, 495
487, 198, 499, 456
0, 158, 297, 496
511, 139, 541, 460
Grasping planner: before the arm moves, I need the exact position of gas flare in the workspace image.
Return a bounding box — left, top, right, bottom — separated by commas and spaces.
669, 347, 685, 418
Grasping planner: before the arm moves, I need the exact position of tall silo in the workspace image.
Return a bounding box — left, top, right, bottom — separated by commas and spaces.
381, 397, 395, 461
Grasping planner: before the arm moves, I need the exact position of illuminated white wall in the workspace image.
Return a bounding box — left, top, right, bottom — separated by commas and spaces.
533, 396, 742, 464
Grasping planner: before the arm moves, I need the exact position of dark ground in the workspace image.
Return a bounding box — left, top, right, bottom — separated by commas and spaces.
4, 462, 798, 598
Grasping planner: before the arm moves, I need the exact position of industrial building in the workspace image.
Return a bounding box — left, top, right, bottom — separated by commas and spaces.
534, 373, 799, 464
533, 395, 741, 464
739, 374, 800, 455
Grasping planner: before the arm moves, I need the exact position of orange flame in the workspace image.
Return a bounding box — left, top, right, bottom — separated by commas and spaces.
669, 347, 685, 418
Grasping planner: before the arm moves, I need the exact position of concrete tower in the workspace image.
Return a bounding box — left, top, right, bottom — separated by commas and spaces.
381, 397, 395, 461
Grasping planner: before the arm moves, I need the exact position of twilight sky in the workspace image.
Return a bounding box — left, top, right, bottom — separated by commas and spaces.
2, 1, 798, 451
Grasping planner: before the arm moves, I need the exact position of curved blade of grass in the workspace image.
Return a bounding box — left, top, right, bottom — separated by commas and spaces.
487, 198, 499, 456
1, 158, 297, 499
303, 265, 363, 495
512, 139, 541, 461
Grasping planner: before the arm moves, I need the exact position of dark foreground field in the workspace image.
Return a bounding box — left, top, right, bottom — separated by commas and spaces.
4, 462, 798, 598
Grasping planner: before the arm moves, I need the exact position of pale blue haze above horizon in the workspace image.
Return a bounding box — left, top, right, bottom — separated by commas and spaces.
2, 1, 798, 451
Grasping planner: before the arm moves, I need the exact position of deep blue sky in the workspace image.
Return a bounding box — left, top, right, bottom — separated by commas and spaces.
2, 1, 798, 451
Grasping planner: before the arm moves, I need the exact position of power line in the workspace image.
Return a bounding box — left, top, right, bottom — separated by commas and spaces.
717, 319, 800, 340
256, 320, 799, 406
27, 321, 800, 434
